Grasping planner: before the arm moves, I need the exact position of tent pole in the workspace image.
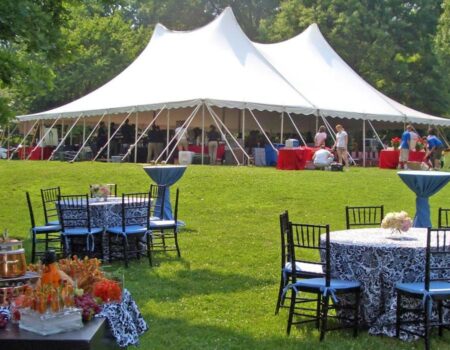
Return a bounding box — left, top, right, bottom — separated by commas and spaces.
166, 109, 170, 158
280, 112, 284, 144
201, 103, 205, 165
122, 106, 166, 162
94, 110, 133, 162
107, 115, 111, 162
40, 120, 44, 160
437, 127, 450, 148
72, 112, 107, 162
242, 108, 246, 164
208, 104, 250, 161
367, 120, 386, 149
134, 112, 138, 163
159, 104, 201, 163
9, 120, 39, 160
207, 105, 240, 165
286, 112, 307, 146
82, 118, 86, 145
315, 116, 318, 132
1, 123, 17, 149
61, 119, 65, 141
248, 109, 277, 153
48, 114, 82, 161
362, 120, 366, 167
28, 117, 61, 160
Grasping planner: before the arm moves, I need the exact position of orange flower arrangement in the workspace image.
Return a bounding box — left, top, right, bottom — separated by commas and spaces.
93, 279, 122, 303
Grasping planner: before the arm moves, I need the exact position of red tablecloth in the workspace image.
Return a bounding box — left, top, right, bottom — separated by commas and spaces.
379, 149, 426, 169
188, 144, 225, 160
16, 146, 54, 160
276, 147, 316, 170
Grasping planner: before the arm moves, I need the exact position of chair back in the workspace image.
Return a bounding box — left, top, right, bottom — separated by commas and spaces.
287, 222, 329, 284
58, 194, 92, 232
89, 184, 117, 198
279, 211, 290, 270
26, 192, 37, 229
438, 208, 450, 228
120, 192, 151, 232
345, 205, 384, 229
425, 228, 450, 291
149, 184, 166, 219
41, 186, 61, 224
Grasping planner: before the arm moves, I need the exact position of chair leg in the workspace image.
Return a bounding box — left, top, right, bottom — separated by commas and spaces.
438, 300, 443, 337
396, 292, 401, 338
286, 288, 296, 335
135, 236, 140, 260
161, 230, 166, 251
174, 229, 181, 257
315, 293, 321, 330
353, 289, 360, 338
275, 276, 285, 315
320, 294, 330, 341
31, 235, 36, 264
146, 233, 153, 266
108, 233, 112, 262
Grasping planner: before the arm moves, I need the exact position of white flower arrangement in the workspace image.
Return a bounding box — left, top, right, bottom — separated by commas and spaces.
381, 211, 412, 233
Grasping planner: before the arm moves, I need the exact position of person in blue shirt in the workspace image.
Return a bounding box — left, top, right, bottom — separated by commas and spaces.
398, 125, 412, 170
426, 128, 444, 170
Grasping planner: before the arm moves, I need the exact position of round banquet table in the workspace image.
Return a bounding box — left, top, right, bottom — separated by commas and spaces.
143, 165, 186, 220
324, 228, 450, 339
398, 170, 450, 228
276, 147, 315, 170
379, 149, 426, 169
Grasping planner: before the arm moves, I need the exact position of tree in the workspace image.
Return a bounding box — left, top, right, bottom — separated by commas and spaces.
434, 0, 450, 116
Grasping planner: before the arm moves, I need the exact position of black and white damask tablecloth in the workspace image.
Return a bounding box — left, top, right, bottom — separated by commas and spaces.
324, 228, 449, 339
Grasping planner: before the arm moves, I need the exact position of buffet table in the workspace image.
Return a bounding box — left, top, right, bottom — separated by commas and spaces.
379, 149, 426, 169
16, 146, 54, 160
188, 144, 225, 161
276, 147, 315, 170
0, 318, 119, 350
324, 228, 449, 339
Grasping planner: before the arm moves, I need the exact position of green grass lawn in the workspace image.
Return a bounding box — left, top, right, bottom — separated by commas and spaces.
1, 161, 450, 349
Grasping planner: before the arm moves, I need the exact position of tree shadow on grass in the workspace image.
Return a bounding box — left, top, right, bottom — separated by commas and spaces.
126, 265, 272, 302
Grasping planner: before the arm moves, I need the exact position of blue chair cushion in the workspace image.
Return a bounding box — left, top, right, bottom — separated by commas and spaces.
62, 227, 103, 236
294, 277, 361, 291
106, 225, 148, 235
284, 262, 323, 276
149, 220, 176, 229
33, 225, 62, 233
47, 220, 60, 226
396, 281, 450, 296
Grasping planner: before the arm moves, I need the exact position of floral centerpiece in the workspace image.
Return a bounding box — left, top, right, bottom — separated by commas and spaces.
90, 184, 110, 201
381, 211, 412, 234
415, 138, 425, 151
391, 137, 401, 150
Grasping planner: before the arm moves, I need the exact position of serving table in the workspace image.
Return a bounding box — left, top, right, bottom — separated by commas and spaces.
398, 170, 450, 227
276, 147, 316, 170
324, 227, 450, 339
379, 149, 425, 169
0, 317, 119, 350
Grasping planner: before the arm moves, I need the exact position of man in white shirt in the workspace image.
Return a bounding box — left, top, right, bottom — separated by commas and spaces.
332, 124, 349, 168
175, 120, 188, 151
409, 127, 419, 151
313, 146, 334, 169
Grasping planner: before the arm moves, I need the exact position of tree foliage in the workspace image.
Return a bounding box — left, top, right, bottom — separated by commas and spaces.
0, 0, 448, 123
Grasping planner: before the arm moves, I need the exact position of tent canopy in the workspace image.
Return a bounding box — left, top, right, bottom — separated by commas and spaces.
17, 7, 450, 126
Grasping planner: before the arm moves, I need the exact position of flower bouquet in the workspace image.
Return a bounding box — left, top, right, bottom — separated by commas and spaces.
391, 137, 401, 150
415, 138, 425, 151
381, 211, 412, 238
90, 185, 111, 201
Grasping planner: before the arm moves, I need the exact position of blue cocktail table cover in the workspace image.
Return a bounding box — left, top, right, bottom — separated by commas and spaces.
398, 170, 450, 228
143, 165, 187, 220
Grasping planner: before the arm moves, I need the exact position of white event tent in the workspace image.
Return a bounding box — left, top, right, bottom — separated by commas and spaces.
13, 7, 450, 164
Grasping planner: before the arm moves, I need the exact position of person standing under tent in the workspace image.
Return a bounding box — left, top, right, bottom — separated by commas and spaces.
314, 125, 327, 147
120, 119, 133, 153
425, 128, 444, 170
332, 124, 349, 168
147, 124, 164, 162
207, 125, 221, 165
175, 120, 188, 151
409, 126, 419, 151
398, 125, 412, 170
96, 121, 107, 158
